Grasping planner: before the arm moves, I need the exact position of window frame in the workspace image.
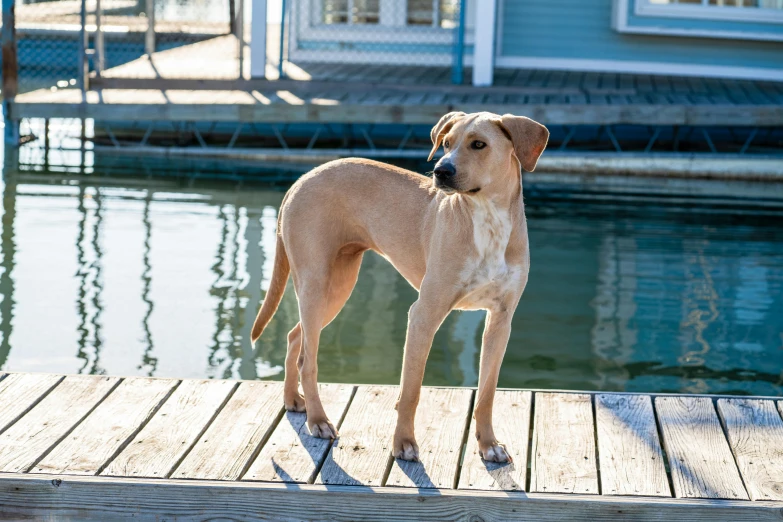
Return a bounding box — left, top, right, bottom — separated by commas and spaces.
612, 0, 783, 41
320, 0, 381, 26
634, 0, 783, 24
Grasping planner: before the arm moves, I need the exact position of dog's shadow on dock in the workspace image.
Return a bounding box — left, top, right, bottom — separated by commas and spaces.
477, 459, 521, 492
267, 410, 525, 493
267, 410, 368, 489
389, 456, 441, 492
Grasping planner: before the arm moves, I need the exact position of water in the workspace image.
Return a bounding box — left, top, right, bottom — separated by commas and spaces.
1, 160, 782, 396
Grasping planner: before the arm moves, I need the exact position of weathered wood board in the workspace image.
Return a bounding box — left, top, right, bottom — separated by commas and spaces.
530, 392, 598, 494
595, 394, 670, 497
655, 396, 748, 500
386, 387, 472, 489
717, 398, 783, 501
172, 381, 284, 481
0, 373, 63, 434
0, 375, 119, 473
12, 88, 783, 126
34, 377, 177, 475
3, 474, 781, 522
317, 385, 398, 487
101, 379, 235, 478
243, 383, 355, 483
458, 390, 532, 491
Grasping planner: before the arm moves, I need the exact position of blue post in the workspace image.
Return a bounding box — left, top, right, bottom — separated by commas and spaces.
278, 0, 287, 79
2, 0, 19, 145
450, 0, 466, 85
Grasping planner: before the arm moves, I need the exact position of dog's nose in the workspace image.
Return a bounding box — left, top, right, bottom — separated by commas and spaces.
434, 163, 456, 179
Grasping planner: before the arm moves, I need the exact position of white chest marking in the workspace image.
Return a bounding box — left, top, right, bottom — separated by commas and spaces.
460, 197, 521, 297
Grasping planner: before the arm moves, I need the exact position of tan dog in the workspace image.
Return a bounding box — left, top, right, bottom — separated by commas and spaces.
251, 111, 549, 462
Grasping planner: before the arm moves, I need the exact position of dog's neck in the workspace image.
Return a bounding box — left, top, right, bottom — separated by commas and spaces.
470, 164, 524, 217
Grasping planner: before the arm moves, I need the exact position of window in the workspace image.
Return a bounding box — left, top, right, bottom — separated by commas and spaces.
637, 0, 783, 23
648, 0, 782, 7
406, 0, 459, 28
319, 0, 459, 27
322, 0, 380, 25
614, 0, 783, 42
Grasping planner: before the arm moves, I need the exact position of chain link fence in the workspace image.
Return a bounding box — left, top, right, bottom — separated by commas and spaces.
280, 0, 466, 83
5, 0, 466, 93
13, 0, 85, 93
9, 0, 237, 94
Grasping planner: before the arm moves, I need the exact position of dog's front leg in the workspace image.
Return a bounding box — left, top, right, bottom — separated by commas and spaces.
474, 306, 514, 463
393, 292, 453, 462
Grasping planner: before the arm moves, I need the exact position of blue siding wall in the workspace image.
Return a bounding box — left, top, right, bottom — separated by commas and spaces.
499, 0, 783, 71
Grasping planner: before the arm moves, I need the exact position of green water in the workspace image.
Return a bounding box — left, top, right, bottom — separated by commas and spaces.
1, 160, 782, 396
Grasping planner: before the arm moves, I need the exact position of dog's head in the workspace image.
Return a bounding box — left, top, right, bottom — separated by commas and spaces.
427, 111, 549, 195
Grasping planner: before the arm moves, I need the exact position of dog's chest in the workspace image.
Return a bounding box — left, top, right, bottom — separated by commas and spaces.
458, 200, 522, 305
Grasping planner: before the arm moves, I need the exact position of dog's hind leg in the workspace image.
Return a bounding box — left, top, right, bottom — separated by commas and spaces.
295, 250, 364, 439
284, 323, 306, 412
283, 251, 363, 415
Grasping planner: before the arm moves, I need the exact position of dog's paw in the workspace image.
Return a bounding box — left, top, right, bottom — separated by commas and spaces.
284, 392, 306, 413
479, 441, 512, 463
392, 438, 420, 462
308, 417, 338, 439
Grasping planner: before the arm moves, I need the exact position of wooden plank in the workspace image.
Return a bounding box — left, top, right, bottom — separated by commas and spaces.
0, 375, 119, 473
386, 387, 472, 489
655, 396, 748, 499
317, 385, 398, 487
12, 91, 783, 126
2, 474, 782, 522
717, 398, 783, 501
243, 383, 354, 484
172, 381, 284, 481
530, 392, 598, 494
595, 394, 670, 497
33, 377, 177, 475
458, 390, 531, 491
0, 373, 63, 434
101, 379, 235, 479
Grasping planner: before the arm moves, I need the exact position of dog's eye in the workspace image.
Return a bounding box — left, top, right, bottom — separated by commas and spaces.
444, 140, 450, 149
472, 140, 486, 150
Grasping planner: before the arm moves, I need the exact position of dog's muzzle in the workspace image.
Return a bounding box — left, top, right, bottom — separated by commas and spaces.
433, 162, 457, 189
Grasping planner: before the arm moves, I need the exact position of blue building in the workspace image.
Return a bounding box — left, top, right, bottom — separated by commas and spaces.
285, 0, 783, 84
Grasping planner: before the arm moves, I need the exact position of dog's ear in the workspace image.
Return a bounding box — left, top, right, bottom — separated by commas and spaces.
497, 115, 549, 172
428, 111, 466, 161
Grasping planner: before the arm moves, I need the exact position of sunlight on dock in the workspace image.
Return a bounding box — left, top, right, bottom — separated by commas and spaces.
0, 372, 781, 520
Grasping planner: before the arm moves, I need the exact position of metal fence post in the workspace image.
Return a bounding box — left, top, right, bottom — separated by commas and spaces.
145, 0, 155, 55
2, 0, 18, 145
278, 0, 287, 79
79, 0, 89, 92
451, 0, 466, 85
95, 0, 104, 76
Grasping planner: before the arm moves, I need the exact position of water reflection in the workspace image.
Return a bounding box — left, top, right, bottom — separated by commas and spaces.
75, 186, 105, 375
0, 163, 782, 395
139, 194, 157, 376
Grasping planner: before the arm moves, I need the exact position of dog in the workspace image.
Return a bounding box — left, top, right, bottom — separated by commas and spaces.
251, 111, 549, 463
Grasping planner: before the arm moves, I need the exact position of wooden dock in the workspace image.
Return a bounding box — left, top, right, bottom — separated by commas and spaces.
10, 32, 783, 127
0, 372, 782, 520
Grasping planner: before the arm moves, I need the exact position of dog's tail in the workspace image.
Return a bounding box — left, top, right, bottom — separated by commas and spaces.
251, 233, 290, 343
